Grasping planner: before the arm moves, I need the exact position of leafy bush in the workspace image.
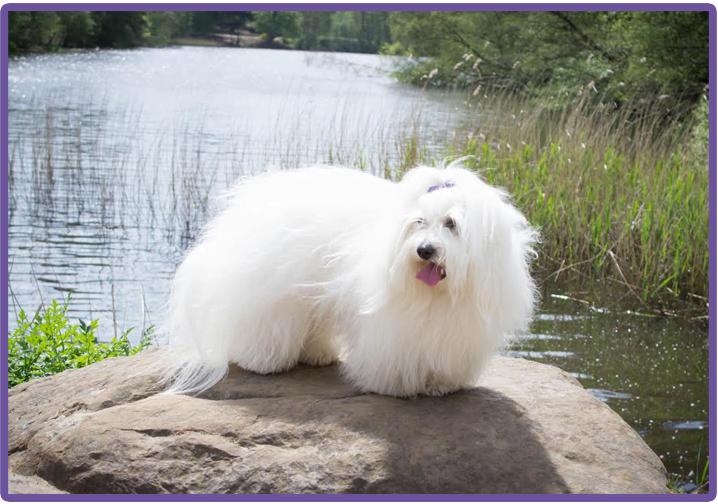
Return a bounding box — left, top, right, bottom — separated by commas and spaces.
379, 41, 408, 56
8, 298, 153, 388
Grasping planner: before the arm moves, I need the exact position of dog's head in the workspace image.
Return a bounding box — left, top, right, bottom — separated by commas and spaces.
387, 162, 537, 331
396, 176, 466, 294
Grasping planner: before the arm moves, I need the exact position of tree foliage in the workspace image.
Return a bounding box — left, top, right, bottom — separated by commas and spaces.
388, 11, 709, 113
250, 11, 300, 42
90, 12, 148, 48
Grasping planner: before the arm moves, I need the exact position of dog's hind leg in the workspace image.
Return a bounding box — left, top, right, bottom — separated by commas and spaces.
228, 301, 311, 374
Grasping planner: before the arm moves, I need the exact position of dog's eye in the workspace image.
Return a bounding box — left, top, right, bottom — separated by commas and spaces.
444, 218, 457, 231
414, 218, 426, 227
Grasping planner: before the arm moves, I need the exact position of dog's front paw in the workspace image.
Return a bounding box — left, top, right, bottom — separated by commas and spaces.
298, 339, 338, 367
423, 373, 461, 397
298, 351, 337, 367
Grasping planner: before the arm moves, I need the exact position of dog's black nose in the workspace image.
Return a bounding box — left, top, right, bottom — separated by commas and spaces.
417, 244, 436, 260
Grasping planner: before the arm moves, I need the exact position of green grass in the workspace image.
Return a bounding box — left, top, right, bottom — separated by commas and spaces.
8, 297, 153, 388
463, 141, 706, 309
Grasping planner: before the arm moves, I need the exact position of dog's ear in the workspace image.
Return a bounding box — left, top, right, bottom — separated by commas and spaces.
497, 207, 538, 333
467, 195, 538, 337
448, 169, 537, 337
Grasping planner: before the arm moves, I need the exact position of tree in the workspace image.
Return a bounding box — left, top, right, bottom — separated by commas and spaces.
58, 12, 95, 48
91, 12, 148, 48
8, 12, 33, 52
8, 12, 62, 51
146, 12, 186, 45
251, 11, 300, 42
298, 12, 333, 49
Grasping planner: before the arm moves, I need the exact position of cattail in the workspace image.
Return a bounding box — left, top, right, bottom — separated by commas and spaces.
454, 61, 463, 70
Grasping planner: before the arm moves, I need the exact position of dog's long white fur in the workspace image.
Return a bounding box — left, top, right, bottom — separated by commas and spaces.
162, 161, 537, 397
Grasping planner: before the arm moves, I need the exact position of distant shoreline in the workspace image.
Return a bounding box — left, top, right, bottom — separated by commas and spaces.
201, 30, 293, 50
10, 31, 303, 56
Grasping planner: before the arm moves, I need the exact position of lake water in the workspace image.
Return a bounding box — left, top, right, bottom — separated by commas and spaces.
7, 47, 708, 488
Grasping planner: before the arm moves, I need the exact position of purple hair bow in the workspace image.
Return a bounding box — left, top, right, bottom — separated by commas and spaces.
427, 181, 456, 193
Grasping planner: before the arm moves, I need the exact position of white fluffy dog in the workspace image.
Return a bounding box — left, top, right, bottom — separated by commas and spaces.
164, 162, 537, 397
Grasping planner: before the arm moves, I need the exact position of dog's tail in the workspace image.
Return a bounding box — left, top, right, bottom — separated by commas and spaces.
156, 345, 229, 395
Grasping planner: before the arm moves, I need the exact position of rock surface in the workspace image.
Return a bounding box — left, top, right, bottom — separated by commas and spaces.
8, 348, 668, 494
8, 473, 68, 494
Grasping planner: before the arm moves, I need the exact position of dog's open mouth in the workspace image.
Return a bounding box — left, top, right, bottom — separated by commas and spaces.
416, 262, 446, 287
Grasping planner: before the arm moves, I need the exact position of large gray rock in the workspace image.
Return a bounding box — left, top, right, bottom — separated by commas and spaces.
8, 348, 668, 494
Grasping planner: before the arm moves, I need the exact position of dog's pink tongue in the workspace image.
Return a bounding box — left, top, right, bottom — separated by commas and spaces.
416, 263, 443, 287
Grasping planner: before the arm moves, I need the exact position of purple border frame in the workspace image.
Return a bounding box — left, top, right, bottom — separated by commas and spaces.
1, 2, 715, 501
